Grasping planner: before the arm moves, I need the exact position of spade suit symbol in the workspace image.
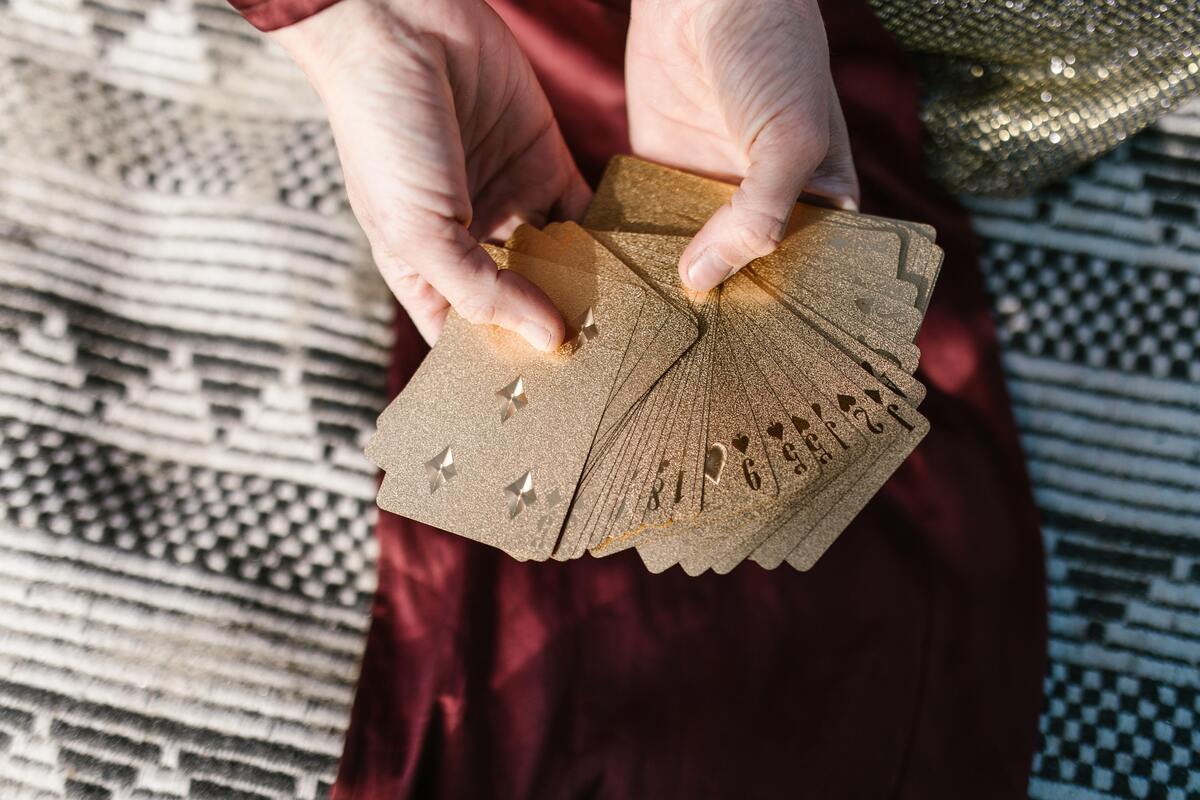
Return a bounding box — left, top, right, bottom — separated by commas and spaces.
767, 421, 784, 440
837, 394, 856, 412
732, 434, 750, 453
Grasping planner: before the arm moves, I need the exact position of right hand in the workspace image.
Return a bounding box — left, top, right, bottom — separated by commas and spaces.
272, 0, 590, 351
625, 0, 859, 293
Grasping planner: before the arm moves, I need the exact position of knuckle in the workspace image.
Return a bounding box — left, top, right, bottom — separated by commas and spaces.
735, 221, 784, 259
366, 219, 415, 274
369, 239, 412, 280
764, 115, 830, 169
388, 271, 428, 301
374, 219, 416, 262
728, 202, 788, 256
445, 249, 502, 326
786, 103, 832, 145
453, 293, 497, 325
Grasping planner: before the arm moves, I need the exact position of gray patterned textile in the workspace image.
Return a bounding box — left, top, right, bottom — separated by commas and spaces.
969, 99, 1200, 800
0, 0, 389, 797
0, 1, 1198, 798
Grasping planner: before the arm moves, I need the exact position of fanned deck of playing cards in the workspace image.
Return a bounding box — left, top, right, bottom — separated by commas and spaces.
366, 156, 944, 574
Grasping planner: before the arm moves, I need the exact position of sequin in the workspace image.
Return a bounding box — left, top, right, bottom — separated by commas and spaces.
870, 1, 1200, 194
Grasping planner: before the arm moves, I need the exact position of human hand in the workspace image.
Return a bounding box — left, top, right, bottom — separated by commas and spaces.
625, 0, 859, 292
272, 0, 590, 350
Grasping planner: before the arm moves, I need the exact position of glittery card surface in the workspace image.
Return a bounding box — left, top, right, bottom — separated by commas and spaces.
367, 252, 646, 561
366, 156, 942, 573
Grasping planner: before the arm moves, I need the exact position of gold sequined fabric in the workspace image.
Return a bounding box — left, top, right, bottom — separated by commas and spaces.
868, 1, 1200, 195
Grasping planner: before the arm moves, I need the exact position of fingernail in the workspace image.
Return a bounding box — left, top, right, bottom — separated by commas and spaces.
686, 248, 734, 290
836, 196, 859, 212
518, 319, 553, 352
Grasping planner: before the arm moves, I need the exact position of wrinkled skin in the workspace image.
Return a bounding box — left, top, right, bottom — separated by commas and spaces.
274, 0, 588, 350
626, 0, 858, 290
273, 0, 857, 346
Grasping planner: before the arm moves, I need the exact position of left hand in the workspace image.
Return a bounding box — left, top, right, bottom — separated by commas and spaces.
625, 0, 860, 292
272, 0, 589, 351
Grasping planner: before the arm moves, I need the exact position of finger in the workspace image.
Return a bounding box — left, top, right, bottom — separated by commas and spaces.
551, 168, 592, 222
475, 167, 591, 244
372, 257, 451, 345
804, 88, 860, 211
419, 222, 566, 352
469, 147, 592, 241
679, 112, 830, 292
480, 210, 548, 245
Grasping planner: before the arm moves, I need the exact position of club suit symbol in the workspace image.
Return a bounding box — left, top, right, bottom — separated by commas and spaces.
504, 470, 538, 518
496, 376, 528, 422
424, 446, 457, 493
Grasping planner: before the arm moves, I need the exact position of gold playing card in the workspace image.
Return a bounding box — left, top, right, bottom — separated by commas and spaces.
366, 156, 943, 574
368, 251, 646, 561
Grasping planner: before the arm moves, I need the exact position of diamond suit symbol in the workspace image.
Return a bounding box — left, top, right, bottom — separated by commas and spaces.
425, 446, 456, 493
496, 376, 528, 422
572, 306, 598, 348
504, 470, 537, 518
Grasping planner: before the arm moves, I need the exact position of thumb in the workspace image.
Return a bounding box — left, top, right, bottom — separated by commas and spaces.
419, 221, 566, 352
679, 114, 831, 292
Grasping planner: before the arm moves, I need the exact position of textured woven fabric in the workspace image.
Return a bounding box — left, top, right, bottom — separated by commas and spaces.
0, 0, 1198, 797
966, 98, 1200, 800
0, 0, 389, 796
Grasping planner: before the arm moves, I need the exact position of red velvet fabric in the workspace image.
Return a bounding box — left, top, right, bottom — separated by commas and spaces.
329, 2, 1048, 797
